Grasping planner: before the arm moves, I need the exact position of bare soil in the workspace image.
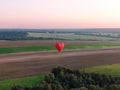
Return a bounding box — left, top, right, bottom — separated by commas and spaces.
0, 48, 120, 80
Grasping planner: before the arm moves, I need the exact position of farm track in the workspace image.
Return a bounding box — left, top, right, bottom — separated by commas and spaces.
0, 48, 120, 80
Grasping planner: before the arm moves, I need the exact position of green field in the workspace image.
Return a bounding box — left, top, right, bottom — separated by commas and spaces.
0, 75, 44, 90
84, 64, 120, 77
0, 44, 120, 54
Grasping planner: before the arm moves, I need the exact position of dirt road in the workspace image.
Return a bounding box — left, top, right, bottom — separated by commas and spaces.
0, 48, 120, 80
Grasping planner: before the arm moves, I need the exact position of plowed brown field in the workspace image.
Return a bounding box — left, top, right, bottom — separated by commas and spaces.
0, 48, 120, 80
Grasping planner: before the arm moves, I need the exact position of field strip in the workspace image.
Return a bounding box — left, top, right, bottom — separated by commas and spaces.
0, 48, 120, 63
0, 48, 120, 79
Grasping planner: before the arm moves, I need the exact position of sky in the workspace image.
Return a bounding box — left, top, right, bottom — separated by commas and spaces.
0, 0, 120, 28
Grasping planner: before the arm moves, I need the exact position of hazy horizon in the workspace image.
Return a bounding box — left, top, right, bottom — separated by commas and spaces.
1, 28, 120, 32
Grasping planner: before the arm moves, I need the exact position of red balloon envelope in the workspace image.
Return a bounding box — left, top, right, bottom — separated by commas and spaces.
55, 42, 64, 52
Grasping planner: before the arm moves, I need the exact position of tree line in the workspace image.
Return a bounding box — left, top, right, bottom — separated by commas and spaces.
12, 67, 120, 90
0, 31, 67, 40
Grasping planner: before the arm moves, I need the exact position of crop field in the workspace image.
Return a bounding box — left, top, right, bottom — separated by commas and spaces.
0, 43, 120, 54
0, 75, 44, 90
84, 64, 120, 77
0, 40, 120, 89
0, 40, 120, 78
1, 40, 120, 47
28, 32, 120, 41
0, 48, 120, 79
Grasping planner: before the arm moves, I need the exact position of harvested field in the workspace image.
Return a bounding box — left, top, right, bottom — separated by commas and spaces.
0, 40, 120, 47
0, 48, 120, 80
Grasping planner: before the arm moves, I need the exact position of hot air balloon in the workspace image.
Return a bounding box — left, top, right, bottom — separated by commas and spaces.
55, 42, 64, 52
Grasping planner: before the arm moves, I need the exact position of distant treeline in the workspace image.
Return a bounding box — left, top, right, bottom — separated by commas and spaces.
1, 30, 120, 40
0, 31, 28, 40
1, 28, 120, 33
0, 31, 65, 40
0, 31, 80, 40
12, 67, 120, 90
